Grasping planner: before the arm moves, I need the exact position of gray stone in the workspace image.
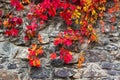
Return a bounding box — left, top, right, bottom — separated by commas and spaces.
73, 70, 82, 79
39, 33, 50, 44
0, 70, 19, 80
31, 67, 50, 79
109, 37, 119, 42
104, 45, 118, 51
51, 58, 64, 67
107, 70, 117, 76
0, 64, 3, 69
49, 43, 56, 52
99, 50, 108, 61
7, 63, 17, 69
49, 31, 60, 37
15, 47, 28, 59
98, 37, 110, 45
0, 34, 5, 42
114, 63, 120, 70
109, 32, 119, 37
40, 58, 50, 67
110, 51, 118, 55
14, 39, 25, 46
85, 50, 101, 62
55, 68, 75, 78
70, 53, 80, 64
115, 50, 120, 60
83, 63, 108, 78
101, 62, 113, 70
0, 42, 18, 59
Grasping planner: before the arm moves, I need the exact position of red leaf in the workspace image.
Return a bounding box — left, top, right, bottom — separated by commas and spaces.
54, 38, 63, 46
48, 7, 56, 17
63, 39, 72, 46
16, 18, 23, 25
60, 48, 73, 64
10, 28, 19, 36
29, 58, 41, 67
0, 9, 2, 17
110, 17, 116, 23
50, 53, 57, 59
10, 0, 24, 11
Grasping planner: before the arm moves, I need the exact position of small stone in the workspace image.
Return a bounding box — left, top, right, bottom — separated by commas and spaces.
0, 65, 3, 69
109, 37, 119, 42
0, 35, 5, 42
49, 31, 59, 37
7, 63, 17, 69
85, 50, 100, 62
49, 43, 56, 52
107, 70, 117, 76
109, 33, 119, 37
110, 51, 118, 55
114, 63, 120, 70
55, 68, 75, 78
73, 72, 81, 79
31, 67, 50, 79
51, 58, 64, 67
98, 37, 110, 45
104, 45, 118, 51
10, 38, 18, 42
83, 63, 108, 78
102, 77, 113, 80
0, 42, 18, 59
101, 62, 113, 70
15, 47, 28, 59
80, 40, 88, 50
14, 39, 25, 46
70, 53, 79, 64
40, 33, 50, 44
40, 58, 50, 67
115, 51, 120, 60
0, 70, 18, 80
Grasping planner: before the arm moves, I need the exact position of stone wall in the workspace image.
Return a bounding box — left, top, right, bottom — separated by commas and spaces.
0, 1, 120, 80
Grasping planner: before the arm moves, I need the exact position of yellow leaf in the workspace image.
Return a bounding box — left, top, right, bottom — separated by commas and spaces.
92, 10, 96, 15
75, 19, 79, 24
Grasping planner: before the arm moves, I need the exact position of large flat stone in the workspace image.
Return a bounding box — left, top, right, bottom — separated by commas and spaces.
0, 70, 19, 80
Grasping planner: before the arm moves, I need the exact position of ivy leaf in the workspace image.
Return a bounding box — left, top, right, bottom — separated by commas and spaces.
10, 28, 19, 36
36, 46, 44, 55
10, 0, 24, 11
29, 58, 41, 67
48, 7, 56, 17
78, 51, 85, 68
60, 48, 73, 64
50, 53, 57, 60
54, 38, 63, 46
63, 38, 72, 46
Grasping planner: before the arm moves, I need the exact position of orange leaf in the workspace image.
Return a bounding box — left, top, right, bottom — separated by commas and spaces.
29, 58, 41, 67
31, 44, 37, 51
90, 34, 97, 42
38, 34, 42, 43
78, 51, 85, 68
3, 20, 10, 27
36, 46, 43, 55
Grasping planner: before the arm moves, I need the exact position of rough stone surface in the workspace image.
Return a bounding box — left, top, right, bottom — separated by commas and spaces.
0, 70, 19, 80
0, 1, 120, 80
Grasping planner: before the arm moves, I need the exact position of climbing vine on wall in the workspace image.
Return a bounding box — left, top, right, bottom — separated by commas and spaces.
0, 0, 119, 67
